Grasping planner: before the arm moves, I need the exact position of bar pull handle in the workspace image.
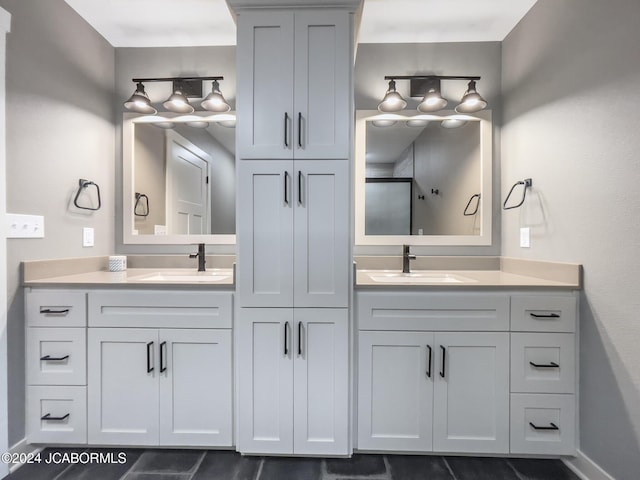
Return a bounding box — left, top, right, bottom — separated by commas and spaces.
40, 308, 70, 315
284, 112, 289, 147
529, 361, 560, 368
530, 312, 560, 318
41, 413, 70, 421
426, 345, 432, 378
298, 171, 302, 205
284, 171, 289, 205
298, 112, 302, 148
40, 355, 69, 361
298, 321, 303, 356
529, 422, 559, 431
160, 341, 167, 373
146, 342, 154, 373
440, 345, 446, 378
284, 321, 289, 356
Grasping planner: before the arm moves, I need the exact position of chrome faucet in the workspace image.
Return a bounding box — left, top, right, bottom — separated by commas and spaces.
402, 244, 416, 274
189, 243, 206, 272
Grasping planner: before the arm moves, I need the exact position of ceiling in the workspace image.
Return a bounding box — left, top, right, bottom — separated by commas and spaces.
64, 0, 538, 48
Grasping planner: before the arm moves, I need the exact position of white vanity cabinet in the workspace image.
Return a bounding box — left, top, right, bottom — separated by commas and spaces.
237, 10, 351, 160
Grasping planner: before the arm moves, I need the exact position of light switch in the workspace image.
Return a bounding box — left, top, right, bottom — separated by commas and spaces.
83, 227, 94, 247
6, 213, 45, 238
520, 227, 531, 248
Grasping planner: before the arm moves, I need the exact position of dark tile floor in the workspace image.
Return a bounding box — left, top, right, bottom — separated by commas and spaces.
2, 448, 580, 480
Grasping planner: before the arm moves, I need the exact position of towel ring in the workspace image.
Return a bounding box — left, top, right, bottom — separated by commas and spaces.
503, 178, 532, 210
73, 179, 101, 211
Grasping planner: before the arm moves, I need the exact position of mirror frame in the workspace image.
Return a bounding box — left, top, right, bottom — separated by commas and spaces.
123, 112, 237, 245
355, 110, 492, 246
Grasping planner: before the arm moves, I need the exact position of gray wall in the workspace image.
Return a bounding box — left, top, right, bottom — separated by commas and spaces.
502, 1, 640, 478
354, 42, 501, 255
0, 0, 115, 445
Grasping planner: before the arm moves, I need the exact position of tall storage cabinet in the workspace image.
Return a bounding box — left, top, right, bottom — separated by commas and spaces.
233, 1, 356, 456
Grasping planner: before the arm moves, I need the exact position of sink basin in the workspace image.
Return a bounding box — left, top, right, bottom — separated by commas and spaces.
130, 270, 233, 283
368, 271, 476, 284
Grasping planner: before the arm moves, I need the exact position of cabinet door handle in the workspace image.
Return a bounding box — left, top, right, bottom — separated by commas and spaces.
284, 112, 289, 147
284, 171, 289, 205
298, 171, 302, 205
426, 345, 432, 378
298, 321, 303, 356
41, 413, 70, 421
40, 355, 69, 361
529, 361, 559, 368
530, 312, 560, 318
298, 112, 302, 148
440, 345, 446, 378
39, 308, 70, 315
529, 421, 559, 431
160, 341, 167, 373
284, 321, 289, 356
146, 342, 154, 373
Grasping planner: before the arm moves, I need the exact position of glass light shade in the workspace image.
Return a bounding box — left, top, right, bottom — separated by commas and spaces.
455, 80, 488, 113
163, 90, 194, 114
201, 80, 231, 112
185, 121, 210, 129
151, 122, 175, 129
377, 80, 407, 112
124, 83, 157, 114
406, 119, 430, 127
417, 89, 448, 113
371, 119, 397, 127
441, 118, 468, 129
219, 119, 236, 128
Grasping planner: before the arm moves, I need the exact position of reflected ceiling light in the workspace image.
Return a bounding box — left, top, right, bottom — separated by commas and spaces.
455, 80, 488, 113
201, 80, 231, 112
406, 119, 430, 127
441, 118, 468, 129
124, 82, 157, 114
372, 118, 397, 127
163, 90, 194, 114
417, 78, 448, 113
377, 79, 407, 112
185, 121, 210, 129
151, 121, 175, 129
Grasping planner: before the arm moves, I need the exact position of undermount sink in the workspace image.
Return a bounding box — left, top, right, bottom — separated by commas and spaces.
367, 271, 476, 284
130, 270, 233, 283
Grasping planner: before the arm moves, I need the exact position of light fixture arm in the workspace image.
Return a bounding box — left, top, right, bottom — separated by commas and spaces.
131, 76, 223, 83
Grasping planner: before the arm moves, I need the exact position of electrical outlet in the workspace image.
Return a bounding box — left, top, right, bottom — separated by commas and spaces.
520, 227, 531, 248
7, 213, 45, 238
154, 225, 167, 235
83, 227, 94, 247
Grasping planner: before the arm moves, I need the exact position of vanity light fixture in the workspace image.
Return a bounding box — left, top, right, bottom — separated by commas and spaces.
406, 119, 430, 127
185, 121, 210, 129
441, 118, 468, 129
201, 80, 231, 112
163, 90, 194, 114
379, 75, 487, 114
371, 118, 398, 127
124, 82, 157, 115
151, 121, 176, 129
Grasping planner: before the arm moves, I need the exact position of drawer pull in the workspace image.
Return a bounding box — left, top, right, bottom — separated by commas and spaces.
529, 361, 559, 368
440, 345, 446, 378
284, 321, 289, 356
530, 313, 560, 318
146, 342, 154, 373
39, 308, 70, 315
41, 413, 70, 421
160, 341, 167, 373
529, 421, 559, 431
426, 345, 432, 378
40, 355, 70, 361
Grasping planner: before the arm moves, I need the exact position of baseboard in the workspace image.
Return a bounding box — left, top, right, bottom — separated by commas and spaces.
8, 438, 42, 473
563, 449, 615, 480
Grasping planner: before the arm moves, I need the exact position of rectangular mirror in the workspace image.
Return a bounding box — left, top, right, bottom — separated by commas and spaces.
355, 110, 492, 246
123, 112, 236, 244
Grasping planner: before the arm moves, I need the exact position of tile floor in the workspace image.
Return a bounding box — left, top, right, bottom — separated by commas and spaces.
2, 448, 580, 480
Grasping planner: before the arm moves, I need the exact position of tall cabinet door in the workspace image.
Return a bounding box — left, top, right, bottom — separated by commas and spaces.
294, 160, 349, 307
237, 308, 294, 454
88, 329, 159, 445
293, 11, 351, 159
159, 329, 232, 446
238, 161, 294, 307
293, 309, 349, 455
237, 11, 294, 159
357, 331, 434, 451
433, 332, 509, 453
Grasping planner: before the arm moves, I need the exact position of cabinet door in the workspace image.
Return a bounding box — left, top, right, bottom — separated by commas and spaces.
237, 161, 294, 307
358, 331, 434, 451
237, 308, 294, 454
433, 332, 509, 453
293, 11, 351, 159
159, 329, 232, 446
293, 309, 349, 455
294, 160, 349, 307
88, 329, 159, 445
237, 11, 294, 159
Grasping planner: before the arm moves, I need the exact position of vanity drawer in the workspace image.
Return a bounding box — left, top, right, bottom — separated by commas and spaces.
510, 393, 575, 455
357, 292, 509, 331
26, 290, 86, 327
510, 295, 576, 332
27, 328, 86, 386
511, 333, 575, 394
27, 385, 87, 444
88, 290, 232, 328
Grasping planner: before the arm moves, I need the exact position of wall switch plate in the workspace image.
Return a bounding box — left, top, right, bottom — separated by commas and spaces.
82, 227, 94, 247
154, 225, 167, 235
520, 227, 531, 248
7, 213, 45, 238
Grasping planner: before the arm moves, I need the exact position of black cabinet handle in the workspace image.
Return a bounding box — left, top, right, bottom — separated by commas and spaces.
40, 355, 69, 361
440, 345, 446, 378
298, 171, 302, 205
529, 422, 559, 431
298, 321, 302, 356
284, 171, 289, 205
40, 308, 70, 315
41, 413, 70, 421
426, 345, 432, 378
160, 341, 167, 373
284, 322, 289, 356
529, 361, 559, 368
284, 112, 289, 147
146, 342, 154, 373
530, 313, 560, 318
298, 112, 302, 148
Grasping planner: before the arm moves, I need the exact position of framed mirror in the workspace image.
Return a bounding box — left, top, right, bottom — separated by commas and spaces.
355, 110, 492, 246
123, 112, 236, 245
